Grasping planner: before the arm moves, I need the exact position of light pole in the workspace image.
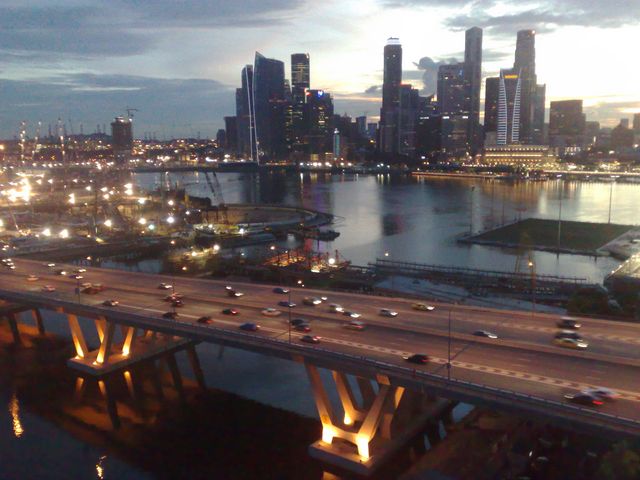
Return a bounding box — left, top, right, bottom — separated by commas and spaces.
556, 175, 563, 252
528, 260, 536, 320
447, 309, 452, 381
608, 176, 618, 224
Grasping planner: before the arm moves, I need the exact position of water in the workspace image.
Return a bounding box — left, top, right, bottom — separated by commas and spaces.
3, 172, 639, 478
135, 171, 638, 282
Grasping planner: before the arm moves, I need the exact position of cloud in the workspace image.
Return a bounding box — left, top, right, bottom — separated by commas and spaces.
413, 56, 460, 95
0, 74, 233, 139
364, 85, 381, 95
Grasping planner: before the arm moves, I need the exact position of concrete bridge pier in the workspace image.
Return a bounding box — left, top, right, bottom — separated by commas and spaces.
7, 313, 22, 345
304, 363, 453, 477
31, 308, 45, 335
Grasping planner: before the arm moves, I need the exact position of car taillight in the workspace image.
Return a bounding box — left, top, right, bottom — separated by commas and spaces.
593, 400, 603, 405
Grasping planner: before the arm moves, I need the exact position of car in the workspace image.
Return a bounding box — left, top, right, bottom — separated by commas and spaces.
344, 320, 366, 331
239, 322, 259, 332
329, 304, 344, 313
172, 299, 184, 307
6, 265, 15, 270
102, 300, 119, 307
412, 303, 435, 311
320, 296, 328, 301
74, 268, 86, 273
69, 274, 83, 280
197, 316, 213, 324
294, 323, 311, 332
222, 308, 239, 315
553, 337, 588, 349
557, 317, 582, 329
554, 330, 583, 341
26, 275, 39, 282
277, 300, 296, 308
261, 308, 282, 317
42, 285, 56, 292
473, 330, 498, 339
80, 282, 92, 289
82, 286, 100, 294
162, 311, 178, 319
403, 353, 429, 364
342, 311, 361, 318
564, 392, 603, 407
379, 308, 398, 317
46, 263, 56, 268
55, 269, 67, 276
303, 297, 322, 306
227, 289, 244, 297
583, 387, 619, 401
92, 283, 105, 292
300, 335, 321, 344
273, 287, 290, 294
158, 283, 173, 290
164, 293, 184, 301
289, 318, 307, 326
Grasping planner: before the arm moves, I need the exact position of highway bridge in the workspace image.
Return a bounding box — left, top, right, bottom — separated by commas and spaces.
1, 259, 639, 475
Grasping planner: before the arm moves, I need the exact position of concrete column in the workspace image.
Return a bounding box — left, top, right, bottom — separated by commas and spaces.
67, 314, 88, 358
333, 371, 363, 425
357, 377, 375, 409
186, 345, 206, 389
98, 379, 121, 429
7, 313, 21, 344
165, 353, 184, 397
121, 327, 136, 356
357, 384, 391, 459
96, 320, 115, 364
306, 364, 336, 444
149, 360, 165, 399
73, 377, 86, 402
31, 309, 45, 335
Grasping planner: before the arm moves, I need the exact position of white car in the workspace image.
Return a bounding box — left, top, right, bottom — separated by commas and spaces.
553, 337, 588, 349
583, 387, 618, 401
379, 308, 398, 317
103, 300, 119, 307
26, 275, 39, 282
261, 308, 282, 317
42, 285, 56, 292
158, 283, 173, 290
329, 304, 344, 313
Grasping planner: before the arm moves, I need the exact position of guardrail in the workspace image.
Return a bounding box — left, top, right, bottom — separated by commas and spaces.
1, 287, 639, 437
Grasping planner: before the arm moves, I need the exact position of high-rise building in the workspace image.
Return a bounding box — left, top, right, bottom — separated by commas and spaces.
304, 89, 334, 153
549, 100, 586, 150
514, 30, 537, 144
398, 84, 421, 157
497, 68, 522, 145
463, 27, 483, 152
532, 84, 546, 144
380, 38, 402, 154
484, 77, 500, 145
236, 65, 255, 159
224, 116, 238, 152
291, 53, 310, 102
111, 116, 133, 163
253, 52, 287, 161
633, 113, 640, 133
437, 63, 466, 115
356, 116, 367, 138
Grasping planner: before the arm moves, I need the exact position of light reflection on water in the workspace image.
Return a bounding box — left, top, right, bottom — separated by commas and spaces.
9, 391, 23, 438
134, 172, 640, 282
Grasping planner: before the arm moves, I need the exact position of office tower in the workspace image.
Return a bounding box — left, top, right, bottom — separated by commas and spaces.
633, 113, 640, 133
549, 100, 586, 149
224, 116, 238, 152
291, 53, 310, 102
585, 121, 600, 146
333, 129, 341, 160
437, 63, 466, 115
484, 77, 500, 144
464, 27, 483, 152
497, 68, 522, 145
253, 52, 287, 161
532, 84, 546, 144
621, 118, 630, 129
356, 116, 367, 138
111, 116, 133, 163
236, 65, 255, 159
216, 129, 226, 146
367, 123, 377, 139
398, 84, 421, 157
611, 120, 634, 150
304, 89, 334, 153
380, 37, 402, 154
514, 30, 537, 144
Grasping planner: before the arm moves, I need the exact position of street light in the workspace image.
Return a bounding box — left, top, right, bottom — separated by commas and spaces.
556, 175, 563, 252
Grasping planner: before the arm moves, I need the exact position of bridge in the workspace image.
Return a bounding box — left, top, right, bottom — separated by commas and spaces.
1, 259, 639, 475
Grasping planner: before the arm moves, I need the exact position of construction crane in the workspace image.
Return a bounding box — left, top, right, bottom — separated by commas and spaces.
204, 171, 228, 224
125, 107, 139, 119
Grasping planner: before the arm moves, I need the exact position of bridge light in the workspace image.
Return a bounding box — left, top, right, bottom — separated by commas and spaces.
59, 229, 69, 239
104, 219, 112, 228
356, 434, 370, 460
321, 425, 336, 444
343, 413, 353, 425
138, 217, 147, 225
166, 216, 175, 224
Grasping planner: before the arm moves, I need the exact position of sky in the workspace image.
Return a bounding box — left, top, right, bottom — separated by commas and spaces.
0, 0, 638, 140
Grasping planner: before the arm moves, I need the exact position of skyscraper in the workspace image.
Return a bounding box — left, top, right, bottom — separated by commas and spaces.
380, 38, 402, 154
235, 65, 255, 159
253, 52, 287, 161
514, 30, 537, 144
464, 27, 483, 152
224, 116, 238, 152
549, 99, 586, 150
304, 89, 334, 153
398, 84, 421, 157
111, 116, 133, 163
633, 113, 640, 133
291, 53, 310, 102
497, 68, 522, 145
484, 76, 500, 144
437, 63, 466, 116
532, 84, 546, 144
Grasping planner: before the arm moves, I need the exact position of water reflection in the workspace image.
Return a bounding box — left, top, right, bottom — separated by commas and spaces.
9, 391, 24, 438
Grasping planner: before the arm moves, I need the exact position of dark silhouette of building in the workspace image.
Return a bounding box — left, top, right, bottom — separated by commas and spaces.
438, 63, 466, 115
236, 65, 256, 159
253, 52, 287, 161
111, 116, 133, 163
514, 30, 536, 144
398, 84, 421, 157
380, 38, 402, 154
611, 121, 634, 151
484, 76, 500, 145
290, 53, 310, 150
633, 113, 640, 133
463, 27, 483, 152
224, 116, 238, 152
549, 100, 586, 150
304, 89, 334, 153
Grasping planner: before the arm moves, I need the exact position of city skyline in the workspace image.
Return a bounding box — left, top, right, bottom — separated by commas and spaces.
0, 0, 638, 138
